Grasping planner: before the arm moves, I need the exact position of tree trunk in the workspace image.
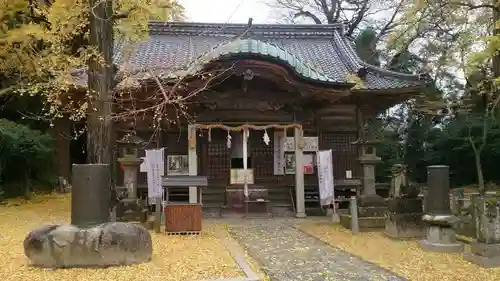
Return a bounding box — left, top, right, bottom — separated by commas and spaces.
493, 0, 500, 79
474, 149, 485, 195
86, 0, 114, 165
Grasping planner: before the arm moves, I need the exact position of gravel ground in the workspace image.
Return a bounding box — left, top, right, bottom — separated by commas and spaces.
228, 219, 405, 281
0, 194, 242, 281
299, 221, 500, 281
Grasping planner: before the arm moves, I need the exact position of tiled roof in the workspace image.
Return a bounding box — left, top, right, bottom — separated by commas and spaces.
75, 21, 429, 90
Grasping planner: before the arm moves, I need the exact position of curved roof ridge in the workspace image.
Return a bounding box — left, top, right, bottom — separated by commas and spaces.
148, 21, 344, 38
331, 31, 362, 73
339, 36, 425, 81
149, 21, 345, 30
181, 38, 341, 84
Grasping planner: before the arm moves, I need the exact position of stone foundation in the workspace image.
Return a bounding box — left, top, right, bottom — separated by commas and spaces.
385, 213, 424, 238
385, 198, 424, 239
116, 198, 148, 223
340, 205, 387, 231
419, 225, 464, 253
463, 242, 500, 268
24, 222, 152, 268
340, 214, 386, 232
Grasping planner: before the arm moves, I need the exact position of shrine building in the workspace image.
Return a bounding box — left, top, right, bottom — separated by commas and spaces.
72, 21, 429, 217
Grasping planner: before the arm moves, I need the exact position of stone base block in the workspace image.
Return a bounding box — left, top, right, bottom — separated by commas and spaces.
463, 252, 500, 268
419, 239, 464, 253
24, 222, 152, 268
116, 198, 148, 223
470, 242, 500, 257
385, 213, 425, 239
357, 206, 388, 217
419, 225, 464, 253
358, 194, 386, 207
387, 198, 423, 214
340, 214, 385, 232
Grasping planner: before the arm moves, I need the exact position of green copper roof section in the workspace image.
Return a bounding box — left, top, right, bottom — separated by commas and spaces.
183, 39, 336, 83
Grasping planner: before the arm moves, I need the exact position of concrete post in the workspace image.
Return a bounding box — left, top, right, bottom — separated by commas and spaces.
350, 196, 359, 234
155, 197, 162, 233
294, 127, 306, 218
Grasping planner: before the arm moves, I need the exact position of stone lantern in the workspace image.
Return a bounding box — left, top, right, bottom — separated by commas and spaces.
355, 137, 385, 206
116, 134, 147, 223
340, 134, 387, 231
117, 134, 144, 198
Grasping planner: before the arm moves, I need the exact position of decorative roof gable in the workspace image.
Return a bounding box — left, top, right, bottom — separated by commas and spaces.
76, 21, 429, 91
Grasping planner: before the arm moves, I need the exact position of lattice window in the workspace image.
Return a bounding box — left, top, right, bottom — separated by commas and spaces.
207, 132, 230, 182
321, 132, 359, 179
251, 136, 274, 179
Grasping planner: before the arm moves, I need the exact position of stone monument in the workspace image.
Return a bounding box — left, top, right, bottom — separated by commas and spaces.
116, 134, 148, 223
419, 165, 463, 252
385, 164, 425, 238
340, 136, 387, 231
463, 195, 500, 268
24, 222, 152, 268
71, 164, 111, 227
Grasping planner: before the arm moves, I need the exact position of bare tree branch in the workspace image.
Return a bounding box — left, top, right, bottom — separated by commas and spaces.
294, 10, 323, 23
375, 0, 404, 41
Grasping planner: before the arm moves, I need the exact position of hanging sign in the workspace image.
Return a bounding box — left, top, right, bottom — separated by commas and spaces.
303, 154, 315, 174
284, 153, 315, 175
283, 137, 319, 152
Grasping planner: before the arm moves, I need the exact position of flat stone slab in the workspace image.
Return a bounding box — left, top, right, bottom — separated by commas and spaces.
228, 220, 406, 281
419, 239, 464, 253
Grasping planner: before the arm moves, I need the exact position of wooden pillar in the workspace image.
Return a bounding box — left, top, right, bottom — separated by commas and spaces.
188, 125, 198, 203
294, 127, 306, 218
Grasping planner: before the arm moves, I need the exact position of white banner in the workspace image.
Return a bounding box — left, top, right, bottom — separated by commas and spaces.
316, 149, 334, 206
146, 149, 164, 201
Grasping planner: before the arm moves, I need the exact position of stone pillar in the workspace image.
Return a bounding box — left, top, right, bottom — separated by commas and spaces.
71, 164, 110, 227
384, 164, 424, 239
419, 165, 463, 252
294, 127, 306, 218
115, 134, 147, 223
188, 125, 198, 204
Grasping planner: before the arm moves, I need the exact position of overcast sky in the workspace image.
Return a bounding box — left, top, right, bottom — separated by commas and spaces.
178, 0, 273, 23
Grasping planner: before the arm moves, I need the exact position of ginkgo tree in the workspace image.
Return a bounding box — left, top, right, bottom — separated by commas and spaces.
0, 0, 183, 95
0, 0, 184, 163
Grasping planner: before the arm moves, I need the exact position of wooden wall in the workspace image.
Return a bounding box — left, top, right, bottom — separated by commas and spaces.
149, 125, 361, 189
